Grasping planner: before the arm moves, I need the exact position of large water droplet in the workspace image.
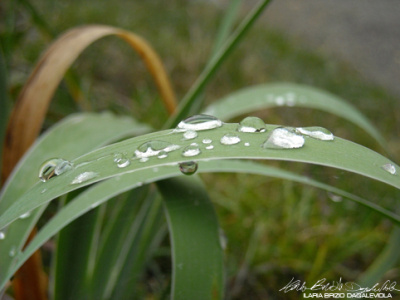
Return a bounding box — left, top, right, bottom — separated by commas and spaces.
71, 171, 98, 184
296, 126, 334, 141
113, 153, 130, 168
0, 231, 5, 240
220, 133, 241, 145
182, 144, 201, 157
262, 127, 304, 149
135, 140, 180, 160
179, 161, 198, 175
183, 130, 198, 140
382, 163, 397, 175
176, 114, 222, 131
237, 116, 266, 133
39, 158, 73, 182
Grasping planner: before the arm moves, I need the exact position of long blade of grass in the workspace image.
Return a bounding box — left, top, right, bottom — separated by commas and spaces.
1, 121, 399, 230
4, 158, 399, 291
0, 113, 149, 293
158, 176, 224, 300
1, 25, 176, 182
203, 83, 387, 148
165, 0, 272, 128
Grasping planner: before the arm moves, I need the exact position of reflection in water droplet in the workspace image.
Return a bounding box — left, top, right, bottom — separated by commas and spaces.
382, 163, 397, 175
262, 127, 304, 149
202, 139, 212, 144
113, 153, 130, 168
183, 130, 198, 140
296, 126, 334, 141
0, 231, 5, 240
176, 114, 222, 131
9, 246, 16, 257
182, 144, 201, 157
237, 116, 266, 133
135, 140, 180, 160
19, 211, 31, 219
220, 133, 241, 145
71, 171, 98, 184
39, 158, 73, 182
328, 192, 343, 203
179, 161, 198, 175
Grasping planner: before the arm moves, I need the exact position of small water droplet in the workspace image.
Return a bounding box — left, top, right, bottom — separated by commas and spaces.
9, 246, 16, 257
328, 192, 343, 202
262, 127, 304, 149
182, 144, 201, 157
39, 158, 73, 182
206, 145, 214, 150
19, 211, 31, 219
183, 130, 198, 140
113, 153, 130, 168
220, 133, 241, 145
244, 142, 250, 147
275, 96, 285, 106
71, 171, 98, 184
237, 116, 266, 133
202, 138, 212, 144
152, 167, 159, 173
176, 114, 222, 131
0, 231, 5, 240
382, 163, 396, 175
41, 189, 47, 194
135, 140, 180, 160
179, 161, 198, 175
296, 126, 334, 141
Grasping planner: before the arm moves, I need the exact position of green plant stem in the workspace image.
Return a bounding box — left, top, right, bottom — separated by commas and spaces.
164, 0, 272, 129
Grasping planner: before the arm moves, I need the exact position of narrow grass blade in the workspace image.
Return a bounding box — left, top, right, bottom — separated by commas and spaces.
2, 25, 176, 182
158, 176, 224, 300
203, 83, 387, 148
165, 0, 272, 128
1, 122, 399, 231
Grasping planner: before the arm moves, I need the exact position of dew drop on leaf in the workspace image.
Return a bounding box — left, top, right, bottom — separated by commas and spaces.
382, 163, 397, 175
71, 171, 98, 184
135, 140, 180, 160
176, 114, 222, 131
182, 144, 201, 157
244, 142, 250, 147
0, 231, 5, 240
9, 246, 16, 257
183, 130, 198, 140
202, 138, 212, 144
113, 153, 130, 168
206, 145, 214, 150
39, 158, 73, 182
295, 126, 334, 141
220, 133, 241, 145
179, 161, 198, 175
19, 211, 31, 219
262, 127, 304, 149
237, 116, 266, 133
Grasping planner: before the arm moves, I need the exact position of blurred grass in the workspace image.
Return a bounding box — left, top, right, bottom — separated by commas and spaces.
1, 0, 399, 298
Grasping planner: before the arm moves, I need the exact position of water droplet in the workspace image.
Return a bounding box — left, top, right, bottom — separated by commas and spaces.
206, 145, 214, 150
71, 171, 98, 184
0, 231, 5, 240
382, 163, 396, 175
262, 127, 304, 149
183, 130, 198, 140
244, 142, 250, 146
19, 211, 31, 219
296, 126, 334, 141
237, 116, 266, 133
9, 246, 16, 257
220, 133, 241, 145
113, 153, 130, 168
39, 158, 73, 182
275, 96, 285, 106
152, 167, 159, 173
202, 138, 212, 144
176, 114, 222, 131
328, 192, 343, 202
135, 140, 180, 160
41, 189, 47, 194
179, 161, 198, 175
182, 144, 201, 157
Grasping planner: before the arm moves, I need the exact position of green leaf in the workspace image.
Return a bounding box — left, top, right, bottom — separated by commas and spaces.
203, 83, 387, 148
0, 112, 151, 287
1, 122, 398, 233
158, 176, 224, 300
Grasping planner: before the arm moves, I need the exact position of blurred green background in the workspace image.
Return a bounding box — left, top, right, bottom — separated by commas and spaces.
1, 0, 399, 298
